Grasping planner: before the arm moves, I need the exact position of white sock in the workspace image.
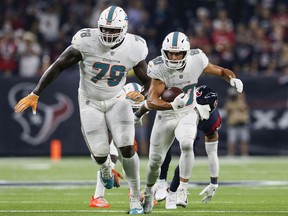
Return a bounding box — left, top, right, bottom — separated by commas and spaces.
205, 141, 219, 177
178, 181, 188, 190
94, 170, 105, 198
122, 153, 140, 197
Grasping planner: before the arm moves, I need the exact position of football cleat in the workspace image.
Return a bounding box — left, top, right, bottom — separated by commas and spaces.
176, 188, 188, 208
129, 195, 144, 214
100, 166, 114, 189
154, 180, 169, 201
165, 191, 177, 209
89, 196, 111, 208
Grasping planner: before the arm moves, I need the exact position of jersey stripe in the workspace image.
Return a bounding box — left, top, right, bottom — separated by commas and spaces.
172, 32, 179, 47
107, 6, 116, 23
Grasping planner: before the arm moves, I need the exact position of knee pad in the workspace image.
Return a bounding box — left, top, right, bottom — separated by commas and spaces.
149, 153, 162, 171
117, 130, 134, 148
179, 137, 194, 152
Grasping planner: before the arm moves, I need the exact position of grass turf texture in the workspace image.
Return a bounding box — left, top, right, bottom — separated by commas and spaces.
0, 156, 288, 216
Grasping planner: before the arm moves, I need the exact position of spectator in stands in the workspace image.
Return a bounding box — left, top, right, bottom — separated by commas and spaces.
0, 29, 17, 77
224, 88, 250, 156
17, 31, 42, 77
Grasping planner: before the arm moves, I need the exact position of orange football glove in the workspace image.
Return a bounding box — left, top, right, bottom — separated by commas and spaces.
126, 91, 144, 103
14, 93, 39, 115
112, 169, 124, 188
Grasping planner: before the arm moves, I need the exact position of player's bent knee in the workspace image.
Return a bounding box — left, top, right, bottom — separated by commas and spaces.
179, 137, 194, 151
118, 131, 134, 147
91, 154, 108, 165
119, 145, 135, 158
149, 153, 162, 170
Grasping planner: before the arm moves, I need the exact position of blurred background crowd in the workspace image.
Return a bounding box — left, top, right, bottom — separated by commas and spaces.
1, 0, 288, 157
1, 0, 288, 78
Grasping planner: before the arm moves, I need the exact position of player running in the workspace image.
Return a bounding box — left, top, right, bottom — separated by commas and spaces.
89, 82, 144, 208
14, 6, 150, 214
154, 85, 221, 209
136, 31, 243, 214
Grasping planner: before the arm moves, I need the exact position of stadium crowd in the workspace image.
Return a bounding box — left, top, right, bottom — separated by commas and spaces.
0, 0, 288, 78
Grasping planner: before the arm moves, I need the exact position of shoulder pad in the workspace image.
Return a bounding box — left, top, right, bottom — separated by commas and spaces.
71, 28, 94, 51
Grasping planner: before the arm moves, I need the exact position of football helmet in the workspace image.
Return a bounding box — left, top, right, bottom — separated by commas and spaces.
98, 6, 128, 47
196, 85, 218, 112
117, 82, 144, 111
161, 31, 190, 69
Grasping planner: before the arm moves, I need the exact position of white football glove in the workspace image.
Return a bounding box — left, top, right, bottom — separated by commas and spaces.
195, 104, 211, 120
134, 113, 143, 126
199, 183, 218, 204
230, 77, 243, 93
170, 93, 189, 111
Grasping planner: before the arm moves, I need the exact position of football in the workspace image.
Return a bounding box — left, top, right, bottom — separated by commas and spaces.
161, 87, 183, 102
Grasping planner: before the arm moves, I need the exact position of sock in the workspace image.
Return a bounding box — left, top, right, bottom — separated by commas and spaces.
205, 141, 219, 177
178, 181, 188, 190
122, 153, 140, 197
94, 170, 105, 198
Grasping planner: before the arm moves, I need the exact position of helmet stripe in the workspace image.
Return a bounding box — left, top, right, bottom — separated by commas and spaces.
107, 6, 117, 23
172, 32, 179, 47
132, 83, 140, 92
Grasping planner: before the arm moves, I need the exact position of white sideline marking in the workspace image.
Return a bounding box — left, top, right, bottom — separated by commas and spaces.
0, 210, 288, 213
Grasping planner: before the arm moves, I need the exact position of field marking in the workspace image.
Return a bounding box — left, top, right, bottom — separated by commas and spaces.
0, 210, 288, 214
1, 180, 288, 187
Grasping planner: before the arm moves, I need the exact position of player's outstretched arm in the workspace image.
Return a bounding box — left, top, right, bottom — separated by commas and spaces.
33, 46, 82, 96
15, 46, 82, 114
203, 63, 243, 93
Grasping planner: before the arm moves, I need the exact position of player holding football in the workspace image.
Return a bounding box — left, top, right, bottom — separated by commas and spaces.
14, 6, 150, 214
154, 85, 221, 209
138, 31, 243, 213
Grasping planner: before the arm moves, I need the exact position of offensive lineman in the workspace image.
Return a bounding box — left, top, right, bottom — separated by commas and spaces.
14, 6, 150, 215
89, 82, 144, 209
140, 31, 243, 213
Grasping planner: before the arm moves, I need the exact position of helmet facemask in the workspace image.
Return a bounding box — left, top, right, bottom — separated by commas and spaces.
99, 26, 126, 47
161, 50, 188, 70
98, 6, 128, 47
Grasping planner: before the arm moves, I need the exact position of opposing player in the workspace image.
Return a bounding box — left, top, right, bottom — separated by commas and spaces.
14, 6, 151, 214
139, 31, 243, 213
154, 85, 221, 209
89, 82, 144, 208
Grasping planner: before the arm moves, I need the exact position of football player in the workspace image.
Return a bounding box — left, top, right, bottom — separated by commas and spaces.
154, 85, 220, 209
138, 31, 243, 213
14, 6, 150, 214
89, 82, 144, 208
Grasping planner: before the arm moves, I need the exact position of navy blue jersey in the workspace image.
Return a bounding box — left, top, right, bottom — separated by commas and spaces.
198, 108, 221, 135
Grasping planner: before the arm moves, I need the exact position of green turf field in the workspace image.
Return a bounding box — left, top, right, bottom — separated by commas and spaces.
0, 156, 287, 215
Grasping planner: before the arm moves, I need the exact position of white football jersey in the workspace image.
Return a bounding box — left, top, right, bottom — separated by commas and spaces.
71, 28, 148, 101
147, 48, 209, 108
